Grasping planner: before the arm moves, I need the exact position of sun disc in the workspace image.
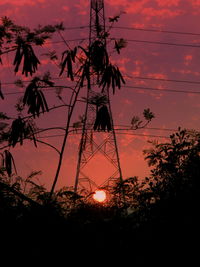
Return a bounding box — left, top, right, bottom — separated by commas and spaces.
93, 190, 106, 203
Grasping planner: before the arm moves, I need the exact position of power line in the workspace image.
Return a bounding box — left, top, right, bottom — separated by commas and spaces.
131, 76, 200, 85
123, 38, 200, 49
123, 85, 200, 95
37, 132, 170, 139
37, 125, 183, 136
1, 76, 73, 86
42, 35, 200, 50
2, 83, 200, 97
116, 132, 170, 139
0, 38, 88, 54
112, 26, 200, 37
3, 36, 198, 50
41, 38, 88, 46
67, 125, 178, 132
115, 127, 176, 132
63, 26, 88, 30
2, 85, 75, 96
63, 24, 200, 38
115, 124, 177, 132
37, 125, 183, 134
47, 37, 200, 49
2, 29, 200, 55
2, 73, 200, 88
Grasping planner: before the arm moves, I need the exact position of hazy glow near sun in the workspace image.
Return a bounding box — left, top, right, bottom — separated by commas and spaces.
93, 190, 106, 202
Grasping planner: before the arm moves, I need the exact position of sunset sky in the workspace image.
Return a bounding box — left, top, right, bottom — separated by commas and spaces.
1, 0, 200, 191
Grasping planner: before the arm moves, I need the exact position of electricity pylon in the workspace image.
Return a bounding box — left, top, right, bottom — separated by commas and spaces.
74, 0, 123, 194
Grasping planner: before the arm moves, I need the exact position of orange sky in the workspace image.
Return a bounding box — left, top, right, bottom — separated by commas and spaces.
1, 0, 200, 190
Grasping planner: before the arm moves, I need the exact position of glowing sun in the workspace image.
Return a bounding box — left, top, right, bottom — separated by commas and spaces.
93, 190, 106, 203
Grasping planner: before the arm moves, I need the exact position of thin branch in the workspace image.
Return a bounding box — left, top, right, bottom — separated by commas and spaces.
35, 127, 66, 134
32, 139, 60, 154
57, 30, 71, 50
49, 76, 83, 197
130, 120, 151, 130
0, 181, 41, 207
0, 139, 60, 159
0, 126, 81, 152
22, 104, 71, 120
57, 30, 86, 65
42, 85, 76, 91
0, 47, 17, 55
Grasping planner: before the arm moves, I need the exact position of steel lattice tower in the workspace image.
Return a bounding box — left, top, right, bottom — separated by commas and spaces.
74, 0, 123, 194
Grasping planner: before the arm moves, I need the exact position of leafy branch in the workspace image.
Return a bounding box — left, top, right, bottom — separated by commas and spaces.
0, 16, 63, 75
131, 108, 155, 130
8, 117, 37, 148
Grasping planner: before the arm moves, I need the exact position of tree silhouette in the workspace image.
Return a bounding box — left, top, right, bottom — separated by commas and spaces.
0, 15, 154, 202
0, 15, 196, 265
143, 127, 198, 204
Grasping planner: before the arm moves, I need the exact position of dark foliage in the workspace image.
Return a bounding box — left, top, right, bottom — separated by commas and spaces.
0, 81, 4, 99
13, 38, 40, 76
143, 128, 199, 202
89, 40, 109, 74
8, 117, 37, 147
93, 105, 112, 131
78, 40, 125, 94
99, 63, 125, 94
0, 17, 63, 76
114, 38, 127, 54
79, 60, 91, 89
0, 127, 197, 264
23, 77, 51, 117
0, 150, 17, 176
0, 112, 10, 120
59, 47, 77, 80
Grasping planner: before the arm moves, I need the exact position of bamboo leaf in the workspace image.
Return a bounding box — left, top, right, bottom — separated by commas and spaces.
13, 41, 40, 76
93, 105, 112, 132
3, 150, 17, 177
23, 78, 49, 117
0, 112, 10, 120
39, 90, 49, 112
0, 81, 4, 100
26, 122, 37, 147
59, 56, 68, 76
67, 54, 74, 81
59, 49, 76, 80
4, 150, 11, 176
9, 117, 25, 147
100, 64, 125, 94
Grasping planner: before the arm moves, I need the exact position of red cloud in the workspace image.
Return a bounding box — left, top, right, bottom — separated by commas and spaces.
0, 0, 43, 6
191, 0, 200, 6
156, 0, 180, 7
147, 73, 168, 79
184, 54, 193, 66
142, 7, 184, 18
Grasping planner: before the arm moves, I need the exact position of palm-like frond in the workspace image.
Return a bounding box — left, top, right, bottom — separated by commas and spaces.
99, 63, 125, 94
2, 150, 17, 177
8, 117, 37, 147
84, 93, 108, 106
23, 77, 49, 117
114, 38, 127, 54
0, 112, 10, 120
93, 105, 112, 132
89, 40, 109, 74
13, 39, 40, 76
78, 61, 91, 89
59, 47, 77, 80
0, 81, 4, 99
